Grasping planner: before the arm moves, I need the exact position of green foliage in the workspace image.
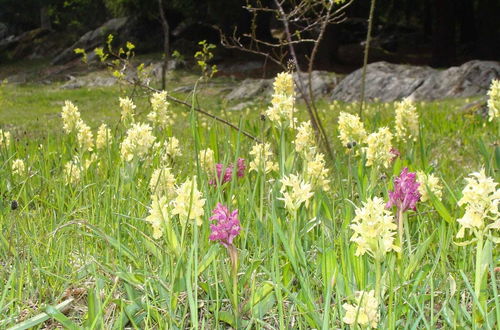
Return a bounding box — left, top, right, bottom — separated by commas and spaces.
73, 47, 87, 63
194, 40, 218, 81
0, 0, 108, 35
0, 69, 498, 328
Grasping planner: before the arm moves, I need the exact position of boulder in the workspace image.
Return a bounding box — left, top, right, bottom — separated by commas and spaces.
0, 28, 52, 58
52, 17, 130, 65
60, 73, 117, 89
228, 101, 255, 111
225, 78, 273, 101
149, 59, 186, 81
331, 60, 500, 102
410, 60, 500, 100
293, 71, 340, 98
225, 70, 339, 101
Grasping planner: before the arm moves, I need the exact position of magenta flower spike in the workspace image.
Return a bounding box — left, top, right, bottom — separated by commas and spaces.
209, 158, 246, 186
209, 203, 241, 248
390, 148, 401, 162
386, 167, 421, 212
237, 158, 246, 178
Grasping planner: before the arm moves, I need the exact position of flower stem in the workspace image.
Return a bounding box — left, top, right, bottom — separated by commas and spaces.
375, 257, 382, 303
473, 234, 484, 325
228, 245, 239, 325
397, 208, 404, 259
403, 213, 412, 254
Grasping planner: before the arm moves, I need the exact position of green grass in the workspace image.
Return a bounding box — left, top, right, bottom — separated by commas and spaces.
0, 76, 499, 329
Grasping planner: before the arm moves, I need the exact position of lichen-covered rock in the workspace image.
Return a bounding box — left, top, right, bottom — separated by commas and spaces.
331, 60, 500, 102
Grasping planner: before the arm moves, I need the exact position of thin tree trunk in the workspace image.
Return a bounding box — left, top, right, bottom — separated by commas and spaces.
359, 0, 376, 119
40, 6, 52, 30
158, 0, 170, 90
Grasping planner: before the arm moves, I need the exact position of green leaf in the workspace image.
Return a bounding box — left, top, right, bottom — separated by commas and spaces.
242, 281, 274, 313
8, 298, 74, 330
44, 305, 81, 330
321, 248, 337, 288
198, 245, 218, 276
111, 301, 142, 330
429, 194, 453, 224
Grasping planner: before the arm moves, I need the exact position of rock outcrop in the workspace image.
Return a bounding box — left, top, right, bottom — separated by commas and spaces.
52, 17, 130, 65
331, 60, 500, 102
225, 70, 339, 101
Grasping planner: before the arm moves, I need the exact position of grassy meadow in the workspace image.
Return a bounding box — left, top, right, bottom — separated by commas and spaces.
0, 73, 499, 329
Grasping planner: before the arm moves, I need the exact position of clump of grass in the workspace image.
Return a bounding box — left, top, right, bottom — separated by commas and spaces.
0, 73, 498, 329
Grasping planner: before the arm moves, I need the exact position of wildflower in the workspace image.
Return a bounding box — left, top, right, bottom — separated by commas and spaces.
273, 72, 294, 96
210, 158, 245, 186
266, 72, 296, 126
394, 98, 419, 142
84, 153, 97, 170
61, 100, 81, 134
150, 167, 176, 197
64, 158, 81, 185
96, 123, 112, 150
305, 153, 330, 191
11, 159, 26, 176
236, 158, 246, 178
279, 174, 314, 213
294, 121, 317, 158
337, 112, 367, 149
209, 203, 241, 248
211, 163, 233, 185
119, 97, 136, 123
199, 148, 215, 173
161, 137, 182, 162
148, 91, 171, 128
456, 169, 499, 239
172, 176, 206, 226
386, 168, 421, 212
145, 195, 170, 239
350, 197, 400, 259
76, 120, 94, 152
390, 147, 401, 162
249, 142, 278, 174
416, 171, 443, 202
0, 129, 11, 147
266, 93, 295, 126
342, 290, 379, 328
487, 79, 500, 122
120, 123, 156, 162
364, 127, 393, 168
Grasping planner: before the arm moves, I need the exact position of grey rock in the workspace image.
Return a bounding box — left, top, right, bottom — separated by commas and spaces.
225, 70, 339, 101
60, 74, 117, 89
411, 60, 500, 100
225, 78, 273, 101
293, 71, 340, 98
173, 85, 194, 93
5, 73, 28, 84
228, 101, 255, 111
150, 60, 185, 81
331, 60, 500, 102
52, 17, 130, 65
60, 78, 85, 90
